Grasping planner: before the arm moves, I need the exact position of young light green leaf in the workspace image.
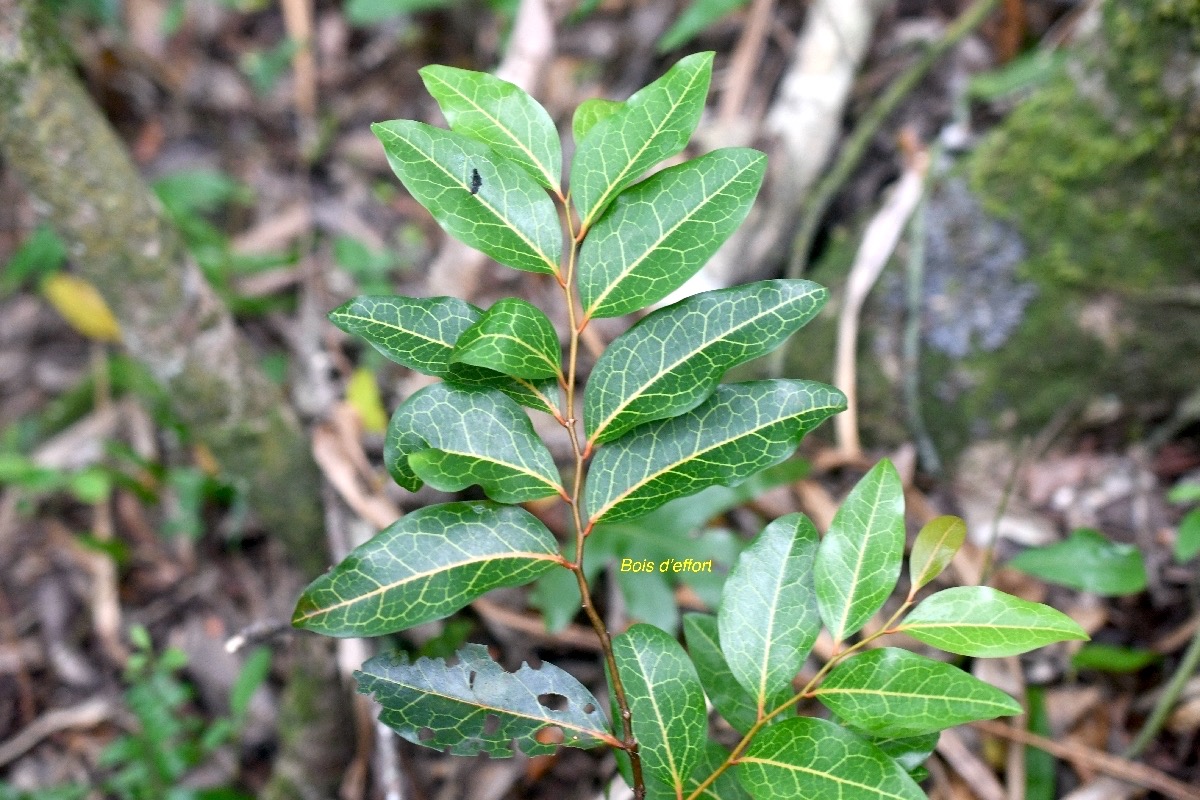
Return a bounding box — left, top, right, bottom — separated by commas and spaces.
909, 515, 966, 590
1008, 528, 1147, 596
611, 623, 707, 791
385, 383, 565, 503
572, 98, 624, 145
584, 380, 845, 524
897, 586, 1089, 657
683, 614, 764, 735
571, 52, 713, 229
357, 643, 614, 756
1071, 643, 1160, 673
816, 648, 1021, 737
736, 717, 926, 800
420, 65, 563, 192
451, 297, 562, 380
658, 0, 747, 53
814, 460, 906, 644
585, 280, 827, 444
1176, 508, 1200, 562
719, 513, 820, 716
292, 502, 560, 636
578, 148, 766, 320
643, 740, 751, 800
372, 120, 561, 275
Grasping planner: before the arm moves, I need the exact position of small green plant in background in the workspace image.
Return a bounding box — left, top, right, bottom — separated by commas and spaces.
292, 53, 1087, 798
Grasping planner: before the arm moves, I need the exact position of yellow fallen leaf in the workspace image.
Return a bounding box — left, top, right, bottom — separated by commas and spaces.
346, 367, 388, 434
41, 274, 122, 342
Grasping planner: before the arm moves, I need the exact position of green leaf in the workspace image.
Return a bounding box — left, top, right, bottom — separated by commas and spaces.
420, 65, 563, 192
585, 280, 827, 444
585, 381, 844, 524
1168, 482, 1200, 504
1025, 686, 1055, 800
572, 98, 624, 144
867, 731, 939, 775
816, 648, 1021, 737
616, 565, 680, 632
372, 120, 561, 275
1071, 643, 1160, 673
577, 148, 767, 320
814, 460, 906, 644
897, 586, 1089, 657
683, 614, 762, 734
643, 740, 751, 800
385, 383, 564, 502
357, 643, 613, 756
719, 513, 820, 717
658, 0, 748, 52
1174, 508, 1200, 562
292, 502, 560, 636
1008, 528, 1147, 596
571, 52, 713, 229
909, 515, 966, 590
451, 297, 562, 379
611, 623, 707, 791
736, 717, 925, 800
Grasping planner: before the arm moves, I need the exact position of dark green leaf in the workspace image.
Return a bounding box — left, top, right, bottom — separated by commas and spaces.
909, 515, 966, 590
814, 460, 906, 643
898, 586, 1089, 657
719, 513, 819, 716
577, 149, 767, 320
1071, 643, 1160, 673
658, 0, 747, 52
1175, 508, 1200, 562
643, 740, 750, 800
611, 623, 707, 791
683, 613, 762, 734
372, 120, 561, 274
1008, 528, 1147, 596
736, 717, 925, 800
867, 731, 939, 775
816, 647, 1021, 737
358, 643, 614, 756
293, 502, 560, 636
572, 98, 623, 144
451, 297, 562, 379
584, 280, 826, 443
585, 380, 845, 524
385, 383, 564, 502
571, 52, 713, 229
420, 65, 562, 191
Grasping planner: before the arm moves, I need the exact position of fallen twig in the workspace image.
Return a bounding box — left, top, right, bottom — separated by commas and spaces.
0, 697, 114, 768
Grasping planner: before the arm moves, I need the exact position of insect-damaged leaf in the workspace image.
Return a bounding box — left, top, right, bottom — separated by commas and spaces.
358, 643, 613, 756
372, 120, 561, 275
585, 280, 826, 444
292, 502, 560, 636
451, 297, 562, 380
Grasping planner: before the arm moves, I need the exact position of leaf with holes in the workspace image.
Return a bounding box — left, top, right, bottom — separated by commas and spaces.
451, 297, 562, 380
585, 280, 826, 444
420, 65, 563, 192
571, 52, 713, 229
909, 515, 966, 590
736, 717, 925, 800
585, 380, 845, 524
611, 623, 707, 791
815, 648, 1021, 737
682, 614, 762, 735
384, 383, 564, 503
719, 513, 820, 718
897, 586, 1089, 657
357, 643, 614, 756
578, 148, 766, 320
292, 502, 560, 636
372, 120, 561, 274
814, 460, 906, 644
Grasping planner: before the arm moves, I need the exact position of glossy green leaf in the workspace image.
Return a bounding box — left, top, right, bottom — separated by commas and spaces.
814, 460, 906, 643
897, 586, 1089, 657
1008, 528, 1147, 596
658, 0, 747, 52
816, 647, 1021, 737
385, 383, 564, 502
292, 502, 560, 636
585, 280, 826, 444
357, 643, 613, 756
644, 740, 750, 800
719, 513, 820, 716
611, 623, 707, 790
372, 120, 561, 274
572, 98, 623, 145
585, 380, 845, 524
451, 298, 562, 379
736, 717, 925, 800
571, 52, 713, 229
683, 614, 763, 734
1071, 643, 1160, 673
1176, 508, 1200, 562
578, 148, 767, 320
909, 515, 966, 590
867, 731, 939, 775
420, 65, 562, 192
